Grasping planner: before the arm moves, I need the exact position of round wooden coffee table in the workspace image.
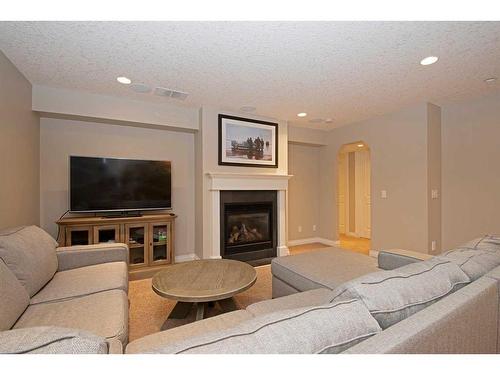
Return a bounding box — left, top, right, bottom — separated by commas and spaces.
152, 259, 257, 323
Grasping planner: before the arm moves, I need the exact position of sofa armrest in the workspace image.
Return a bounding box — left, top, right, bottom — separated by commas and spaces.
56, 243, 129, 271
0, 326, 109, 354
378, 249, 433, 270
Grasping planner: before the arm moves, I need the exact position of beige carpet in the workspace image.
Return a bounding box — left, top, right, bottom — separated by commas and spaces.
128, 243, 328, 342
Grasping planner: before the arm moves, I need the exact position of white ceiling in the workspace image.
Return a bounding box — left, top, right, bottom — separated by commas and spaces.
0, 21, 499, 129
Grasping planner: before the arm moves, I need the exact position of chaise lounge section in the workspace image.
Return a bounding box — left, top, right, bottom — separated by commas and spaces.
126, 236, 500, 354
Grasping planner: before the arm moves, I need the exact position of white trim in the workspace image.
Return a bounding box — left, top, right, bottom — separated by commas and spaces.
277, 245, 290, 256
288, 237, 340, 247
207, 172, 292, 191
205, 172, 291, 259
319, 238, 341, 247
174, 253, 200, 263
369, 250, 379, 259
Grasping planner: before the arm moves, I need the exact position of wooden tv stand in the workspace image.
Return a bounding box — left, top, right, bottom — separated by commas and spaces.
56, 213, 177, 280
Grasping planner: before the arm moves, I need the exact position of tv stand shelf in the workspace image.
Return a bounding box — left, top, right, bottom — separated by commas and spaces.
56, 213, 177, 280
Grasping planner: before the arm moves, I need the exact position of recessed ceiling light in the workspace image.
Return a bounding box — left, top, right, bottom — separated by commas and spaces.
325, 118, 333, 124
357, 144, 364, 148
297, 112, 307, 117
420, 56, 439, 66
240, 106, 256, 112
484, 77, 497, 83
117, 76, 131, 84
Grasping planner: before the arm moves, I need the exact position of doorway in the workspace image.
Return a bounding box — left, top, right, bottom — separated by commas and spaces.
337, 141, 371, 254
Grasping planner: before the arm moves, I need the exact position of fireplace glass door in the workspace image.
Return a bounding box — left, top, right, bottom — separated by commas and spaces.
220, 190, 278, 264
226, 211, 271, 247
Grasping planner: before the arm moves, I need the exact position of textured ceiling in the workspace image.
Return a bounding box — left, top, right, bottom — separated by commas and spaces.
0, 21, 499, 129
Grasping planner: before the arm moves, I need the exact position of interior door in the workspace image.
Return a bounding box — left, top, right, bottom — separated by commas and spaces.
364, 150, 371, 238
355, 150, 371, 239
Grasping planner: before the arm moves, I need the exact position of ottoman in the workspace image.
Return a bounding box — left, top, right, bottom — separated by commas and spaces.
271, 247, 379, 298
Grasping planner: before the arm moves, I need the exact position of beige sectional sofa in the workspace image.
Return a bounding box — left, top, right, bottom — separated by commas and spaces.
0, 226, 129, 354
2, 224, 500, 354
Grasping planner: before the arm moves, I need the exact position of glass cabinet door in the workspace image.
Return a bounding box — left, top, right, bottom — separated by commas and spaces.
149, 222, 171, 265
66, 227, 92, 246
93, 225, 120, 244
125, 224, 148, 267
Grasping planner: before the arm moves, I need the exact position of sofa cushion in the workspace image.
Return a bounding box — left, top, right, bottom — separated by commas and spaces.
0, 226, 58, 297
30, 261, 128, 305
271, 247, 378, 292
14, 289, 128, 344
460, 235, 500, 252
439, 248, 500, 281
126, 310, 253, 354
378, 249, 433, 270
331, 258, 471, 329
247, 288, 334, 316
0, 326, 109, 354
0, 260, 30, 330
138, 299, 381, 354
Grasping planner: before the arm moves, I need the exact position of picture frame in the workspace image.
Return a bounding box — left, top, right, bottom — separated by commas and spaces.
218, 114, 278, 168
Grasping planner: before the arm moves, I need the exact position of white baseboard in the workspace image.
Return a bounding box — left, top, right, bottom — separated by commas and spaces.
287, 237, 318, 246
277, 245, 290, 256
174, 253, 200, 263
369, 250, 379, 258
319, 238, 341, 247
288, 237, 340, 247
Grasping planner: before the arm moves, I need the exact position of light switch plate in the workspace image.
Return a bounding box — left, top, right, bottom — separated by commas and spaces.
431, 189, 439, 199
381, 190, 387, 199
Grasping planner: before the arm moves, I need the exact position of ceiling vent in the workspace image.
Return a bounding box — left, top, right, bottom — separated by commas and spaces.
155, 87, 189, 101
130, 83, 152, 93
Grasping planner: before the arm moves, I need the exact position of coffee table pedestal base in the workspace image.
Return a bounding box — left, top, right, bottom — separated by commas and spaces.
162, 298, 237, 329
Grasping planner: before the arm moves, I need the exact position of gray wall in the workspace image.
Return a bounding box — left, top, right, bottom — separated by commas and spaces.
39, 117, 196, 257
319, 104, 429, 252
441, 91, 500, 249
288, 143, 321, 241
0, 51, 40, 229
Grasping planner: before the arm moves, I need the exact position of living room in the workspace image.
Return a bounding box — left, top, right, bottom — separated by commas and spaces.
2, 0, 500, 372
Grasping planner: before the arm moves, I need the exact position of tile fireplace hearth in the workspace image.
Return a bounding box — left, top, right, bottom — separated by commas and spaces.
220, 190, 277, 265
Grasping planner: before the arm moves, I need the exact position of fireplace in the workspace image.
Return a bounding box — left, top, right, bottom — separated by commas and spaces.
220, 190, 277, 265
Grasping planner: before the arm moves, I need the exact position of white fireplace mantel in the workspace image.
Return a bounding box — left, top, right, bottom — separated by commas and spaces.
205, 172, 292, 259
206, 172, 292, 191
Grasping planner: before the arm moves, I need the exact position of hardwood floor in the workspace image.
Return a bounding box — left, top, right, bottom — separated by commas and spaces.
288, 242, 329, 255
339, 234, 371, 255
288, 236, 371, 255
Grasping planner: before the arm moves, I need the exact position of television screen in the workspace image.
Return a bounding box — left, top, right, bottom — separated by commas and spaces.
70, 156, 171, 212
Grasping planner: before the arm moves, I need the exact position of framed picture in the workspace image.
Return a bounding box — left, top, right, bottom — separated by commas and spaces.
218, 114, 278, 168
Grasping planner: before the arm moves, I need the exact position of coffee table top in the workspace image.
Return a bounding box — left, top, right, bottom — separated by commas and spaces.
152, 259, 257, 303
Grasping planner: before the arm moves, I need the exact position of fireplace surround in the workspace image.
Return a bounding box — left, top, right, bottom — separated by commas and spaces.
205, 172, 291, 262
220, 190, 277, 265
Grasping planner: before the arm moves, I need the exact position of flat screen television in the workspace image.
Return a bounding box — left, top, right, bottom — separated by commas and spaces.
70, 156, 172, 213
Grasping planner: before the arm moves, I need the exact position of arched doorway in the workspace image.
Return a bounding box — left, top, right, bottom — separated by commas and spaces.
337, 141, 371, 254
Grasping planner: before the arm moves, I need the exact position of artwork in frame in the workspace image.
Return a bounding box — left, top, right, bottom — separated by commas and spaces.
218, 114, 278, 168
